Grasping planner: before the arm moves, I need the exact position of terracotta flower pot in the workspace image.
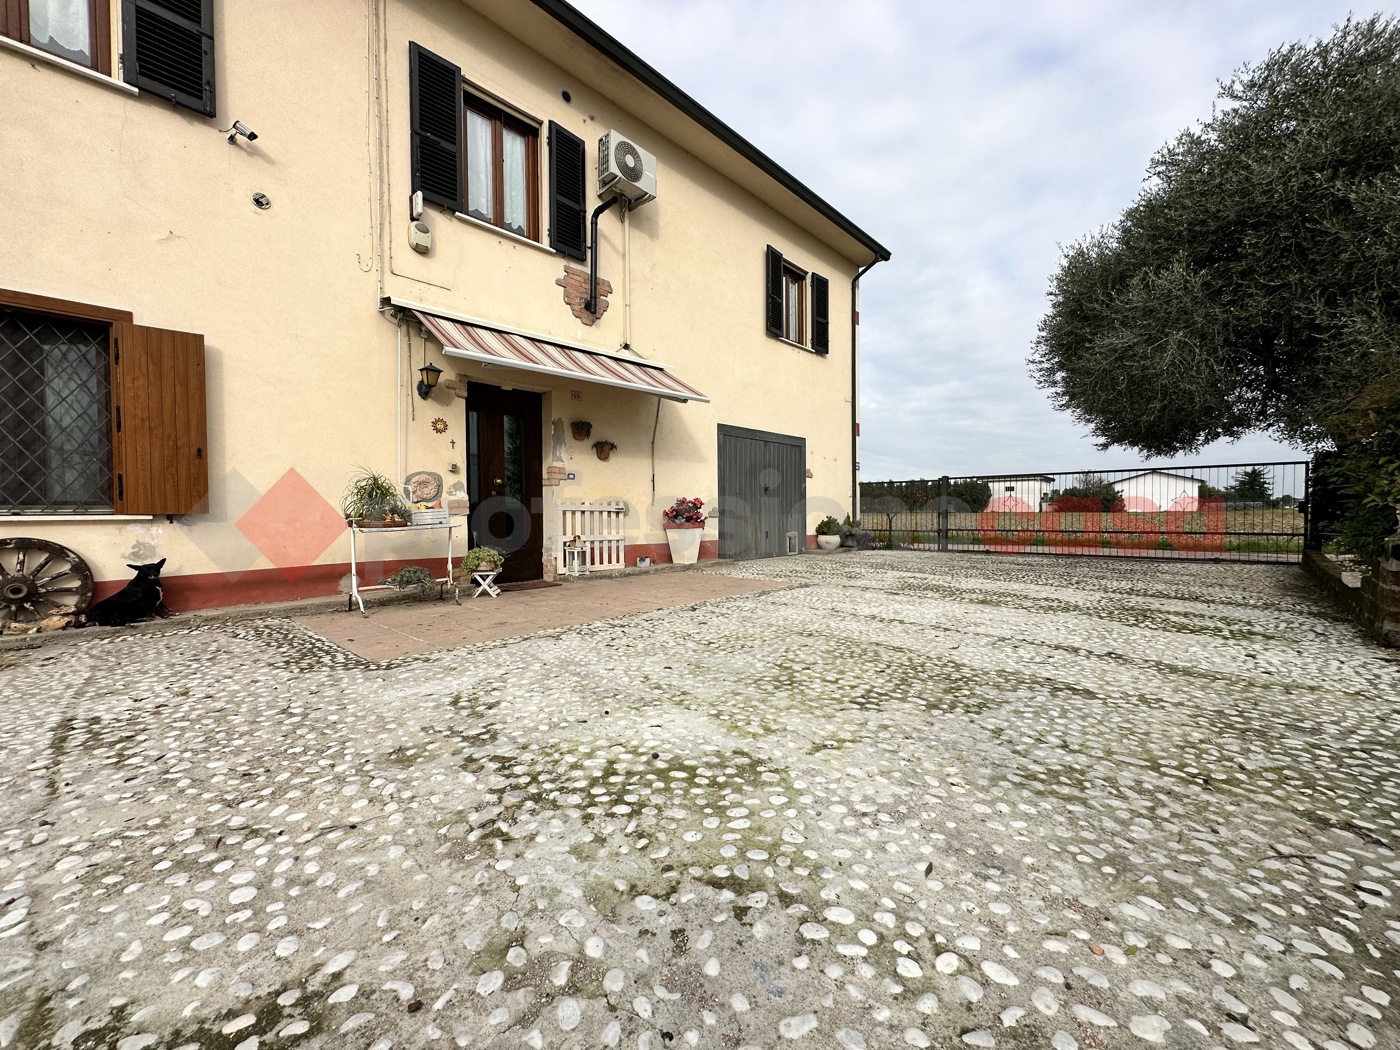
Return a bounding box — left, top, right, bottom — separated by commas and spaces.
571, 421, 592, 441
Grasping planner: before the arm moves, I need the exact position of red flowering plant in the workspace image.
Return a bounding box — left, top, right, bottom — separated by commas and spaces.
662, 496, 706, 526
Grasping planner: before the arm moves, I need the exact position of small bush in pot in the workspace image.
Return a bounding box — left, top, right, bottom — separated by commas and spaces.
459, 546, 505, 573
815, 515, 843, 551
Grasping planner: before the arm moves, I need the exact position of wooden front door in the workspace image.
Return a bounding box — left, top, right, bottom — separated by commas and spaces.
467, 382, 543, 583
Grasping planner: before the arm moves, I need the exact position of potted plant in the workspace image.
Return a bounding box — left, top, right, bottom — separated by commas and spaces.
840, 514, 860, 548
815, 515, 842, 551
453, 546, 506, 598
661, 496, 706, 565
342, 467, 410, 527
571, 420, 593, 441
593, 439, 617, 461
383, 565, 436, 600
457, 546, 505, 574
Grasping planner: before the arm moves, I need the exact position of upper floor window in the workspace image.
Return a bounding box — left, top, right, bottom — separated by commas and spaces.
410, 41, 588, 260
465, 93, 539, 240
0, 1, 215, 116
765, 246, 830, 355
1, 0, 112, 73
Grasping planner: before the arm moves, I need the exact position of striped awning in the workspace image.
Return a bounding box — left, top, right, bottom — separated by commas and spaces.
414, 312, 708, 404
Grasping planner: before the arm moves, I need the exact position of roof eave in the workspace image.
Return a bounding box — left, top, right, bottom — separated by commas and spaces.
527, 0, 890, 266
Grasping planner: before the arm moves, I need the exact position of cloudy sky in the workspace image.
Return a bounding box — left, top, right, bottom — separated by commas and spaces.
571, 0, 1365, 480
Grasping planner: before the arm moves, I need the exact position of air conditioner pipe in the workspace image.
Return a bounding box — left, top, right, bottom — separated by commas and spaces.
584, 195, 622, 315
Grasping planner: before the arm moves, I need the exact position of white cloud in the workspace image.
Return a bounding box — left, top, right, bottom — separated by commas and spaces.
570, 0, 1361, 478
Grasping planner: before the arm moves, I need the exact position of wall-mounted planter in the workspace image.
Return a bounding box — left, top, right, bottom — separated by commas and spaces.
593, 440, 616, 461
571, 420, 593, 441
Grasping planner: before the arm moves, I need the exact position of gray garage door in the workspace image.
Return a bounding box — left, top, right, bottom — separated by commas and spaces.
717, 424, 806, 560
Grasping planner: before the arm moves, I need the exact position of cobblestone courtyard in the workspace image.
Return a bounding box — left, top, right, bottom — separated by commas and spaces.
2, 552, 1398, 1050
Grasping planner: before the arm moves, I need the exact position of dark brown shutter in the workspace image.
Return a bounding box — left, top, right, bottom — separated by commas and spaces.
549, 121, 587, 261
121, 0, 215, 117
410, 42, 463, 212
765, 246, 785, 337
810, 273, 830, 355
111, 322, 207, 516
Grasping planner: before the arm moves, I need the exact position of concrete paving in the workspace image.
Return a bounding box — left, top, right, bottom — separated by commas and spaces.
1, 551, 1398, 1050
295, 572, 791, 661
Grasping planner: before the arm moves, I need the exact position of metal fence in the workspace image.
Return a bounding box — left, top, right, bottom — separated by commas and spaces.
858, 461, 1310, 563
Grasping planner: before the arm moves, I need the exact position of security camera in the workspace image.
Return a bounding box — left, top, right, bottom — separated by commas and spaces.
226, 120, 258, 143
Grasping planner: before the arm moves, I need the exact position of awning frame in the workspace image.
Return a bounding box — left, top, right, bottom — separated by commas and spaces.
390, 298, 708, 404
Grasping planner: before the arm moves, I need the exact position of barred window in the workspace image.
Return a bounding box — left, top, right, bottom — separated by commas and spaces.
0, 308, 113, 511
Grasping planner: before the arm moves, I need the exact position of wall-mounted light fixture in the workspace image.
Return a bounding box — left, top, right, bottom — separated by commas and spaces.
416, 362, 443, 399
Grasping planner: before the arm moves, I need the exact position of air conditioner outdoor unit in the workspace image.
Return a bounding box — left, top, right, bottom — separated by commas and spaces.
598, 130, 657, 206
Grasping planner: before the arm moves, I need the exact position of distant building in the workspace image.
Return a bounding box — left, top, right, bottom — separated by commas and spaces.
983, 474, 1054, 511
1113, 471, 1206, 512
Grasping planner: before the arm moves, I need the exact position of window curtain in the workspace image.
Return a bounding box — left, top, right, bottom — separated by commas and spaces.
503, 129, 527, 235
30, 0, 92, 66
466, 111, 494, 221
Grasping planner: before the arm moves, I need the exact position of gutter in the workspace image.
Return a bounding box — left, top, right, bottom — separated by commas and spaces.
528, 0, 892, 265
851, 256, 884, 519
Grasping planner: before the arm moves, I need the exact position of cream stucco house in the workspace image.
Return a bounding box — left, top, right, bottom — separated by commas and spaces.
0, 0, 888, 612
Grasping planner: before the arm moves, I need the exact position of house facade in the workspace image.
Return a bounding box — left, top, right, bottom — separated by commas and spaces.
0, 0, 887, 612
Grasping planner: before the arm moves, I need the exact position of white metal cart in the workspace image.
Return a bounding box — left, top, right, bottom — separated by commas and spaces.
347, 521, 459, 614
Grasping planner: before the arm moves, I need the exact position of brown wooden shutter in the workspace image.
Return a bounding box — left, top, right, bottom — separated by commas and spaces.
111, 322, 208, 516
549, 121, 588, 261
810, 273, 830, 355
121, 0, 216, 117
410, 42, 463, 212
765, 245, 784, 337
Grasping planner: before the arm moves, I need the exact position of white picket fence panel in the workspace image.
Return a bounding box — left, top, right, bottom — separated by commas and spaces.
558, 501, 627, 571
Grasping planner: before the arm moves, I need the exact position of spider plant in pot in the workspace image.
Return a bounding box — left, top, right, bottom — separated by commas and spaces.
342, 467, 410, 526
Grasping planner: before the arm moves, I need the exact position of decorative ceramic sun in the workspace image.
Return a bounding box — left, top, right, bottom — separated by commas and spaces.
431, 417, 448, 434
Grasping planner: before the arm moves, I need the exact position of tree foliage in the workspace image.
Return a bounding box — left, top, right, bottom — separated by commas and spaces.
1030, 16, 1400, 459
1050, 474, 1125, 513
1228, 467, 1273, 503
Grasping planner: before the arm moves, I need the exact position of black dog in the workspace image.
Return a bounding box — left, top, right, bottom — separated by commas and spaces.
84, 559, 171, 627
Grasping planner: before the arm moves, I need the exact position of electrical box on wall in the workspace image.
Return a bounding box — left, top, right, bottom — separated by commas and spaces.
409, 221, 432, 254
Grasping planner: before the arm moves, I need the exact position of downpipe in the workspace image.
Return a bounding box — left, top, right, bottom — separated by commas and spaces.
851, 254, 885, 520
584, 195, 622, 316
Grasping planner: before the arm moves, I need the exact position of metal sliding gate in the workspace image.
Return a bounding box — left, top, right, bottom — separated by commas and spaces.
859, 461, 1310, 563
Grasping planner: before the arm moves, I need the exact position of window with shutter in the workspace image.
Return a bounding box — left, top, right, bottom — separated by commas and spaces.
549, 121, 587, 261
121, 0, 215, 117
0, 290, 208, 517
765, 246, 785, 338
810, 273, 830, 355
111, 322, 207, 516
410, 42, 464, 213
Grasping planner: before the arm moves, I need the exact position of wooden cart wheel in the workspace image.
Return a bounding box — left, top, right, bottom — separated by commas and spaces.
0, 537, 95, 625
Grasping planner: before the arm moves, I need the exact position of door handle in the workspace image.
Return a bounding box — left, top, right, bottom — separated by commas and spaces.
494, 478, 503, 485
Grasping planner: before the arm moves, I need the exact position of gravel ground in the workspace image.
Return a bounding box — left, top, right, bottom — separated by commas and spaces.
1, 551, 1398, 1050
